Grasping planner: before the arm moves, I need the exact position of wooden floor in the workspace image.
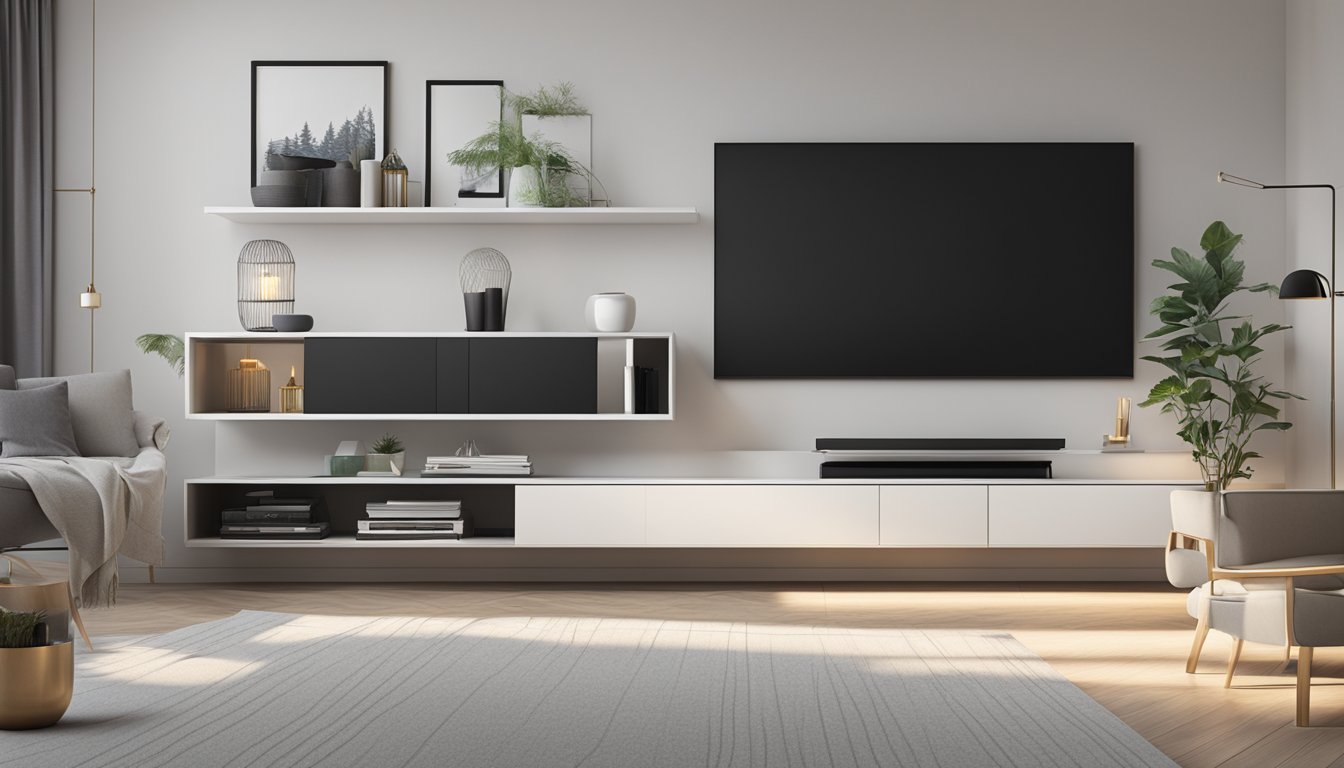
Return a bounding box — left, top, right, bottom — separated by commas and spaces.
73, 581, 1344, 767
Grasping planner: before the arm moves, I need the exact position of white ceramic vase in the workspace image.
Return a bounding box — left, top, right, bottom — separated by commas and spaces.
585, 292, 637, 332
507, 165, 542, 208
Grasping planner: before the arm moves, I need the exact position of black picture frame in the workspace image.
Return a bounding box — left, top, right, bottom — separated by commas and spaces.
251, 61, 389, 188
425, 80, 505, 207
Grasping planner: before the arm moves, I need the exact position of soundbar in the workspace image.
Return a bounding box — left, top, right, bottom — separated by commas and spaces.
815, 437, 1065, 452
820, 460, 1054, 479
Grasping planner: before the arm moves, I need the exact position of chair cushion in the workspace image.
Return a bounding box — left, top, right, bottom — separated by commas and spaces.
1292, 588, 1344, 647
0, 383, 81, 458
1220, 490, 1344, 567
18, 369, 138, 457
1186, 582, 1288, 646
0, 365, 14, 390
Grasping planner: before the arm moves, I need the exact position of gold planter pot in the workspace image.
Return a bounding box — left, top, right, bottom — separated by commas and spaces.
0, 642, 73, 729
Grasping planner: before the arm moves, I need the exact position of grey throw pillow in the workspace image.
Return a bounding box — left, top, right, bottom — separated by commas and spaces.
0, 365, 14, 390
0, 382, 81, 458
18, 369, 139, 457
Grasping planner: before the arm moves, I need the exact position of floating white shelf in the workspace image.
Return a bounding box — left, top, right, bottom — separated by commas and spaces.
204, 206, 699, 225
185, 535, 516, 549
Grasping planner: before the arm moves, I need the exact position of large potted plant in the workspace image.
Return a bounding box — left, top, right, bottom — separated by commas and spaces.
1141, 221, 1301, 522
0, 607, 72, 730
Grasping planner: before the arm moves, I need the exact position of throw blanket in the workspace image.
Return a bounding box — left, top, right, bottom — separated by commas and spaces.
0, 416, 167, 607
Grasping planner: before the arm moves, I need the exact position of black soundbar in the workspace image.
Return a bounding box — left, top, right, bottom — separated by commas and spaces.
820, 460, 1054, 479
815, 437, 1065, 452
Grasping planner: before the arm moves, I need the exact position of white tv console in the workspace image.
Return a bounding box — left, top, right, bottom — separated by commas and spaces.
185, 476, 1199, 550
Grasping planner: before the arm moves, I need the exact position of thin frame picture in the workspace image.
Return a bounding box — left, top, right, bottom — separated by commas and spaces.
251, 61, 389, 188
426, 80, 505, 207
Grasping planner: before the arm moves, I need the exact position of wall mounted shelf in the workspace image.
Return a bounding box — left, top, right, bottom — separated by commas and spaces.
204, 206, 699, 225
185, 331, 675, 421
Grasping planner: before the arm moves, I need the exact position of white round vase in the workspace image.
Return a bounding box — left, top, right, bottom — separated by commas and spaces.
507, 166, 542, 208
585, 292, 637, 332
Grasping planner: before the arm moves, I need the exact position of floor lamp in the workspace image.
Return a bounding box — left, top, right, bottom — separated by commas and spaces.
1218, 171, 1338, 488
53, 0, 101, 373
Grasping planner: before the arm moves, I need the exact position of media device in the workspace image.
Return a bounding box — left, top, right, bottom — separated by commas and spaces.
819, 461, 1054, 479
714, 142, 1134, 378
815, 437, 1065, 452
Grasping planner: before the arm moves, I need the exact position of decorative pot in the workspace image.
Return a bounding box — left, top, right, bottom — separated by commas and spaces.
0, 642, 73, 730
365, 452, 405, 475
585, 292, 637, 333
322, 162, 360, 207
507, 165, 542, 208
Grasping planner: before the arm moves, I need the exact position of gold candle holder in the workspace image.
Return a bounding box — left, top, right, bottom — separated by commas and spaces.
1103, 396, 1132, 447
280, 365, 304, 414
226, 354, 270, 412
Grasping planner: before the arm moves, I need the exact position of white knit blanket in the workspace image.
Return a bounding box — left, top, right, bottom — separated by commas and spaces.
0, 436, 166, 607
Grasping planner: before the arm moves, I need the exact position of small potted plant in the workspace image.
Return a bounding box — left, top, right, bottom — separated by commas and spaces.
0, 607, 72, 730
365, 433, 405, 476
446, 83, 600, 208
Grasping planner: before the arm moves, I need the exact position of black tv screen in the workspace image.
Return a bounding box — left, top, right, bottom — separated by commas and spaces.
714, 142, 1134, 378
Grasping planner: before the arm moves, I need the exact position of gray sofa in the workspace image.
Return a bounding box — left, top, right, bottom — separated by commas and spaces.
0, 366, 167, 575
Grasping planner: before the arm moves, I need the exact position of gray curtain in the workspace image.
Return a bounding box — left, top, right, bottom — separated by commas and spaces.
0, 0, 55, 378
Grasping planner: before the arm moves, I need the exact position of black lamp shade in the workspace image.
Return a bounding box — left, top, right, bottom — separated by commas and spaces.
1279, 269, 1331, 299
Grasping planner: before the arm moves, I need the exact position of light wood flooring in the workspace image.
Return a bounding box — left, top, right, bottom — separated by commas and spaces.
71, 581, 1344, 767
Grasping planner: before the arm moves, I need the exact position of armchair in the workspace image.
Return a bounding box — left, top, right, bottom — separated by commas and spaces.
1168, 489, 1344, 726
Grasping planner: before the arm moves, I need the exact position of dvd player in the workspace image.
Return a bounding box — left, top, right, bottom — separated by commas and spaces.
820, 460, 1053, 479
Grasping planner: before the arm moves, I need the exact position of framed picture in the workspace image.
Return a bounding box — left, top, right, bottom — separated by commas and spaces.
426, 80, 505, 207
251, 61, 389, 187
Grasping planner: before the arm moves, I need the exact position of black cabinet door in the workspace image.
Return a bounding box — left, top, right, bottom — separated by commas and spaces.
468, 338, 597, 414
436, 339, 469, 413
304, 338, 437, 414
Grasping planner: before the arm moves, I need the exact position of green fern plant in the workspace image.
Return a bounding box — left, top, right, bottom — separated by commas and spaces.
136, 333, 185, 378
0, 607, 46, 648
507, 82, 588, 117
371, 433, 403, 455
446, 84, 600, 208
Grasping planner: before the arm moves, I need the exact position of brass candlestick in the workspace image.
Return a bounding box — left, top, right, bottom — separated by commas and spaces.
1103, 396, 1131, 447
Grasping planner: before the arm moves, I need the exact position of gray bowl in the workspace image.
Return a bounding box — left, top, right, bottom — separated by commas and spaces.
250, 185, 306, 207
271, 313, 314, 332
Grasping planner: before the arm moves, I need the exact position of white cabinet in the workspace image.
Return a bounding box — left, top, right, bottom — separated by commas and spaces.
987, 485, 1177, 547
515, 486, 646, 547
644, 485, 879, 547
880, 486, 988, 547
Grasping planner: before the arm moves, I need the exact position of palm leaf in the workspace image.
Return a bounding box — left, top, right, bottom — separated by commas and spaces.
135, 333, 185, 377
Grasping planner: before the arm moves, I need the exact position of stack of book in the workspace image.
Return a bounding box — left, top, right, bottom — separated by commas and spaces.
220, 493, 329, 540
357, 500, 467, 540
421, 455, 532, 477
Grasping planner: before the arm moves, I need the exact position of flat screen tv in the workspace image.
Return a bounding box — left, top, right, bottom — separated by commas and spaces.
714, 142, 1134, 378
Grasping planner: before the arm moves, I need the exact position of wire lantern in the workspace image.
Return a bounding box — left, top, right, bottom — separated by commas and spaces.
237, 239, 295, 332
459, 247, 511, 316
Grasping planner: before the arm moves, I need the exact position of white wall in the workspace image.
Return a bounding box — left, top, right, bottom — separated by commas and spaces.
1286, 0, 1342, 488
52, 0, 1290, 574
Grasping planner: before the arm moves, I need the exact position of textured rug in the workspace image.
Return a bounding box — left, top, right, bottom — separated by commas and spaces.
0, 611, 1174, 768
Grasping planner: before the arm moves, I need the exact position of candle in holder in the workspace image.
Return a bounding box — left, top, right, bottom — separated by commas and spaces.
279, 365, 304, 414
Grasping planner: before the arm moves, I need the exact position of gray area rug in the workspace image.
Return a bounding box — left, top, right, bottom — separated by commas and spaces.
0, 611, 1175, 767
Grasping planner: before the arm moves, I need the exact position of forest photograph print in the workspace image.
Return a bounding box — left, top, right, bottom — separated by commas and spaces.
251, 61, 388, 186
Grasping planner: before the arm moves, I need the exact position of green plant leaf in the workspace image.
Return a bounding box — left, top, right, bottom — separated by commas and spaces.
135, 333, 185, 378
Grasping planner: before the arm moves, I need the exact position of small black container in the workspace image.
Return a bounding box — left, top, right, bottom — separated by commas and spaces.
463, 292, 486, 331
483, 287, 504, 331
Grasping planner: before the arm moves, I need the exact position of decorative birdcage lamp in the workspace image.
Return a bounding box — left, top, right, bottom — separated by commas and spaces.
237, 240, 295, 332
382, 149, 408, 208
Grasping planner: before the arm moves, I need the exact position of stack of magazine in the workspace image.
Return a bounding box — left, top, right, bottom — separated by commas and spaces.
421, 455, 532, 477
357, 500, 467, 540
220, 492, 329, 540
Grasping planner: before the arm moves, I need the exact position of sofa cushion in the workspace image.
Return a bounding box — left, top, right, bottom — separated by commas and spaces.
0, 365, 14, 390
18, 369, 138, 457
0, 382, 81, 458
